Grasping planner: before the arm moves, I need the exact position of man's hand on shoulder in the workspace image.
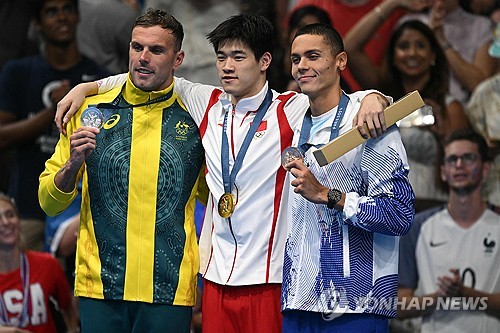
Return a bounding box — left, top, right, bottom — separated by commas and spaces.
353, 92, 388, 139
55, 81, 99, 136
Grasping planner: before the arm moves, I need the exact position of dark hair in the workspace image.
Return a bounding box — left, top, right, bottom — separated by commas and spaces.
294, 23, 344, 56
207, 14, 274, 61
133, 8, 184, 52
34, 0, 79, 21
442, 129, 491, 163
288, 5, 332, 31
382, 20, 448, 107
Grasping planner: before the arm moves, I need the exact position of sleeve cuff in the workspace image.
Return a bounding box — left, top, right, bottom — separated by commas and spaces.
342, 191, 360, 223
44, 174, 78, 215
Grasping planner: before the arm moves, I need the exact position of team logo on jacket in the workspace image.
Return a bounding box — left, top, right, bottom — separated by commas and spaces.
484, 233, 496, 255
254, 120, 267, 139
103, 114, 120, 130
175, 119, 190, 141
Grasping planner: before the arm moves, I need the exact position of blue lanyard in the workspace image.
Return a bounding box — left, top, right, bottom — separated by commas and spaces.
297, 92, 349, 155
221, 89, 273, 194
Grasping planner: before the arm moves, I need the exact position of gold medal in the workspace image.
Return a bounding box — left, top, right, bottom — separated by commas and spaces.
218, 193, 235, 218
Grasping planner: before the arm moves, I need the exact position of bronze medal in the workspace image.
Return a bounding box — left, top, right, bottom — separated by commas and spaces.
218, 193, 235, 218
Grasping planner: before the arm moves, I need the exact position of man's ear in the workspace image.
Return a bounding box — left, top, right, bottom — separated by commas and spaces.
260, 52, 272, 72
337, 51, 347, 71
440, 165, 447, 182
173, 50, 185, 71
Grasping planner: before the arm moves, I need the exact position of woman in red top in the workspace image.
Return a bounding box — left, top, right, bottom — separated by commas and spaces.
0, 193, 78, 333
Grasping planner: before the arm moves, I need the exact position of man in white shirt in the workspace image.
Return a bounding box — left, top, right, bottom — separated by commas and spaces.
398, 129, 500, 332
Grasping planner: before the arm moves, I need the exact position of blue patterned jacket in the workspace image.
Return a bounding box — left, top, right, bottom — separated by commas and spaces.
281, 91, 415, 318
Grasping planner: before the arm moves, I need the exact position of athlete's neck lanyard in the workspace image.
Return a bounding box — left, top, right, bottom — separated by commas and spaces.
221, 89, 273, 195
0, 253, 30, 327
96, 83, 173, 110
297, 92, 349, 155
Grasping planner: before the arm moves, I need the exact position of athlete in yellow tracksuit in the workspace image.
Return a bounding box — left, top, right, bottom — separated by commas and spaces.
39, 76, 206, 329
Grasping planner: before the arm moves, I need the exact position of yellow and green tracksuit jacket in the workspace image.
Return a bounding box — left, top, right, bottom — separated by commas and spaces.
39, 76, 205, 306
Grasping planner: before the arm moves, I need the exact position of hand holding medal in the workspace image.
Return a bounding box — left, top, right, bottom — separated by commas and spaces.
81, 107, 104, 129
281, 147, 303, 171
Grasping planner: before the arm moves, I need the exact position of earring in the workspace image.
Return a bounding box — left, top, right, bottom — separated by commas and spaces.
430, 59, 436, 66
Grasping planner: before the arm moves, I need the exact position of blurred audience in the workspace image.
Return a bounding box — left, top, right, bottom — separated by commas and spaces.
0, 0, 40, 195
0, 0, 109, 252
346, 7, 470, 210
467, 72, 500, 207
0, 0, 39, 70
77, 0, 140, 74
402, 0, 496, 105
460, 0, 500, 23
397, 129, 500, 333
289, 0, 408, 90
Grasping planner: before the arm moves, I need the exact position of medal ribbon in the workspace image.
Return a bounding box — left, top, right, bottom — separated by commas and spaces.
297, 92, 349, 155
0, 253, 30, 327
221, 89, 273, 195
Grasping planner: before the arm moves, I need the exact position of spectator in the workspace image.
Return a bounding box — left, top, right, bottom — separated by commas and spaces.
402, 0, 496, 105
77, 0, 139, 74
460, 0, 500, 21
346, 2, 471, 211
0, 192, 79, 333
466, 72, 500, 207
0, 0, 40, 194
398, 129, 500, 333
289, 0, 409, 90
0, 0, 109, 252
0, 0, 39, 70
